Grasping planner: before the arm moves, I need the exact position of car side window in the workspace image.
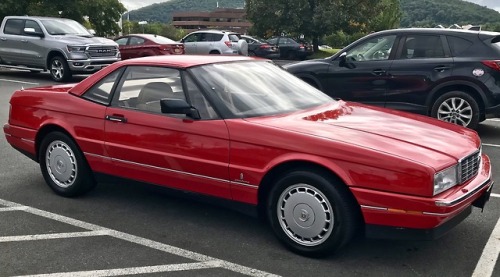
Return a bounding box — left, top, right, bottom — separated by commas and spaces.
82, 68, 123, 105
212, 34, 223, 41
399, 35, 445, 59
183, 33, 199, 43
4, 19, 24, 35
129, 37, 145, 45
267, 38, 277, 45
347, 35, 396, 62
447, 36, 473, 56
24, 20, 42, 34
113, 66, 186, 116
184, 74, 218, 120
115, 37, 128, 46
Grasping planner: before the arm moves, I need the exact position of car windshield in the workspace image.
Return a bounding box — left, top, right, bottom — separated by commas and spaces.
191, 61, 333, 117
41, 18, 92, 36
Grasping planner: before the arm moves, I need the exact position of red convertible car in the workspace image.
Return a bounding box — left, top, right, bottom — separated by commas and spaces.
3, 55, 493, 256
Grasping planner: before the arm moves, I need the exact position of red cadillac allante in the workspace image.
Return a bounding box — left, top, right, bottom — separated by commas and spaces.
3, 55, 493, 256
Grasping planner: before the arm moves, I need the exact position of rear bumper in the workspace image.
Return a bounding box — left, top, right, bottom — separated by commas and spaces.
3, 123, 37, 160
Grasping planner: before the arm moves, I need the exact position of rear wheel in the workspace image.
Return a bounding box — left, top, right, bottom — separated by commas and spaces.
49, 56, 72, 82
267, 170, 359, 257
431, 91, 480, 129
39, 132, 96, 197
209, 50, 221, 54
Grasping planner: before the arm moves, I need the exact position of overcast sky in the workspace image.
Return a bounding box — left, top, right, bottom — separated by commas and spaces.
119, 0, 500, 12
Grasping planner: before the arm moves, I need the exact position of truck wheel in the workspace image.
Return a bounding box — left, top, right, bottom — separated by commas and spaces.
431, 91, 480, 129
49, 56, 72, 82
39, 132, 96, 197
267, 170, 360, 257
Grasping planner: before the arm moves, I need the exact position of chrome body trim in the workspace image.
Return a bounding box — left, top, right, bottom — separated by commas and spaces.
84, 152, 259, 189
435, 179, 493, 207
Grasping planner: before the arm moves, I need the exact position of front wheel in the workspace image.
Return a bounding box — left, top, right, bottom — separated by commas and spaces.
49, 56, 72, 82
39, 132, 96, 197
430, 91, 480, 129
267, 170, 360, 257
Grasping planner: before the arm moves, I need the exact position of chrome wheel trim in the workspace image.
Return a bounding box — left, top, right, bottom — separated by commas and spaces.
277, 184, 334, 247
51, 59, 64, 80
45, 140, 77, 188
437, 97, 473, 127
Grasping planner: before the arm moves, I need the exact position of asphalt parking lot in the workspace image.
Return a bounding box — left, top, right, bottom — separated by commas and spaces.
1, 68, 500, 277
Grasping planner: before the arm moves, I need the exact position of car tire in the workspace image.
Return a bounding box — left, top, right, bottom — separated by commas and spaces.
431, 91, 480, 129
49, 56, 72, 82
209, 50, 221, 54
39, 132, 96, 197
267, 169, 360, 257
248, 51, 256, 57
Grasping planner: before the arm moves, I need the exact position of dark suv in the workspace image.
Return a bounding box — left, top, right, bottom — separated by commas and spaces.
285, 28, 500, 129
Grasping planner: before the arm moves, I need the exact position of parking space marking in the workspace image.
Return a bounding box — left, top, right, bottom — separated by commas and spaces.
483, 143, 500, 148
486, 119, 500, 122
0, 206, 27, 212
492, 193, 500, 198
0, 78, 39, 85
472, 215, 500, 277
0, 230, 109, 242
0, 198, 279, 277
15, 261, 222, 277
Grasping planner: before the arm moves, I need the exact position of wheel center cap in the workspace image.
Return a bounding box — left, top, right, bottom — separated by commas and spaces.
299, 209, 310, 222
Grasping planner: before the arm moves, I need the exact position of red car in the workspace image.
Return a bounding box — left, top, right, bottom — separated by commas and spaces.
3, 55, 493, 256
114, 34, 184, 59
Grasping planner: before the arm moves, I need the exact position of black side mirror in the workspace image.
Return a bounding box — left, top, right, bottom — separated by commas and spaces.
338, 52, 355, 69
24, 28, 44, 37
160, 98, 201, 120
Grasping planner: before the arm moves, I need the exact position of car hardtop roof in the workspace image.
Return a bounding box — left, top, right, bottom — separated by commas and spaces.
5, 15, 74, 21
191, 29, 239, 34
375, 27, 500, 37
121, 55, 256, 68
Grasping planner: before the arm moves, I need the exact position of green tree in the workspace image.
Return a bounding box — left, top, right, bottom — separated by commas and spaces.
246, 0, 382, 52
0, 0, 125, 37
368, 0, 402, 32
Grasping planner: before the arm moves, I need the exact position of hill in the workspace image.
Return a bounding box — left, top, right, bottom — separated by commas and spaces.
127, 0, 500, 29
127, 0, 245, 23
401, 0, 500, 27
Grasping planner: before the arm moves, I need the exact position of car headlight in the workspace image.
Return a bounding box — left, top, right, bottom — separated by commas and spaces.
67, 45, 86, 52
433, 165, 459, 196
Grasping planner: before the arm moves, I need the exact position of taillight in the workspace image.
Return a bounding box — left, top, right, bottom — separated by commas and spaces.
259, 44, 271, 49
299, 44, 305, 49
482, 60, 500, 71
224, 41, 232, 48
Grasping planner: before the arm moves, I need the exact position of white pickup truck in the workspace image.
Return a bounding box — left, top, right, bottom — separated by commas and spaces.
0, 16, 120, 81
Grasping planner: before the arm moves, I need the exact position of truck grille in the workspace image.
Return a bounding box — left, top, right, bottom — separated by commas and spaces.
459, 150, 480, 183
87, 46, 118, 57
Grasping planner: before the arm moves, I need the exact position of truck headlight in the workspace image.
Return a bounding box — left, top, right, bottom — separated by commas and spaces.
67, 45, 86, 52
434, 165, 458, 196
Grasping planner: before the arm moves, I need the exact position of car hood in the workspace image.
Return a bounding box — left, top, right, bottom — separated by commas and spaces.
53, 35, 117, 46
283, 58, 331, 71
246, 101, 480, 169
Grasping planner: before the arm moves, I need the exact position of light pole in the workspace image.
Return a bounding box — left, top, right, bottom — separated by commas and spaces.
138, 21, 147, 34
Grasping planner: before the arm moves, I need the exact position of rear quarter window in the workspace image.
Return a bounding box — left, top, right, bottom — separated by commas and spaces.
228, 34, 240, 42
447, 36, 473, 56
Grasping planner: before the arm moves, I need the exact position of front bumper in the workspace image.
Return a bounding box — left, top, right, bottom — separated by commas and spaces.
67, 57, 121, 73
351, 154, 492, 239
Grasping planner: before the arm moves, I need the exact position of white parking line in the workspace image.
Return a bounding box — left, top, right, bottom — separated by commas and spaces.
0, 78, 39, 85
0, 198, 279, 277
0, 230, 109, 242
486, 119, 500, 122
14, 261, 222, 277
492, 193, 500, 198
483, 143, 500, 148
472, 215, 500, 277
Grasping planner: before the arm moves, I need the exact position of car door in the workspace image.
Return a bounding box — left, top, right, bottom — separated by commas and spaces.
181, 33, 199, 54
115, 36, 131, 59
0, 18, 24, 64
387, 34, 453, 114
104, 65, 232, 199
21, 19, 45, 67
323, 34, 397, 105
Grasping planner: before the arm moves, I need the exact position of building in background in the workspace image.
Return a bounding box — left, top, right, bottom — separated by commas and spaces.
172, 8, 251, 34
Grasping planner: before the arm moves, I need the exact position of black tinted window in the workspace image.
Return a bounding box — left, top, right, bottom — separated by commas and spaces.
25, 20, 42, 33
4, 19, 24, 35
447, 36, 473, 56
400, 35, 445, 59
212, 34, 223, 41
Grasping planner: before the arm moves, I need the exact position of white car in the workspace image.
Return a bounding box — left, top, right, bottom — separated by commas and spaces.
181, 30, 248, 55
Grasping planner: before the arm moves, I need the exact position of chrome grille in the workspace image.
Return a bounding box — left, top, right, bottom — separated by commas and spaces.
86, 46, 118, 57
459, 151, 480, 183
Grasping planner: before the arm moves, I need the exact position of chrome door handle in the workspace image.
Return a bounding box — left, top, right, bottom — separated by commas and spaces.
21, 39, 28, 43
